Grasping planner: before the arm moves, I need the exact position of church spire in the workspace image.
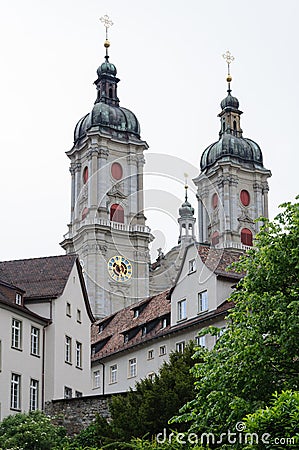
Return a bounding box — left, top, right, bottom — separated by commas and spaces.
95, 15, 120, 106
178, 175, 196, 245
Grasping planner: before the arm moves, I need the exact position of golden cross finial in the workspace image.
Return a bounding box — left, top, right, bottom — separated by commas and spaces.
222, 50, 234, 86
100, 15, 114, 58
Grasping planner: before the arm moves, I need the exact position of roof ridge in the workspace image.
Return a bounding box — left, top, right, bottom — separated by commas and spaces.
0, 254, 76, 264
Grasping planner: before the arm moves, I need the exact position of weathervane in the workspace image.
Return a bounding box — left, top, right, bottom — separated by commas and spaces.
222, 50, 234, 92
100, 15, 113, 59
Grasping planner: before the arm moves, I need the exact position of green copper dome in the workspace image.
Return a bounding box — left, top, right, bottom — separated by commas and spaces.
200, 88, 264, 171
200, 135, 264, 171
74, 56, 140, 142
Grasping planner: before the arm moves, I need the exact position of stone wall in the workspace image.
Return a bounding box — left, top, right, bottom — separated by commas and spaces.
45, 393, 121, 436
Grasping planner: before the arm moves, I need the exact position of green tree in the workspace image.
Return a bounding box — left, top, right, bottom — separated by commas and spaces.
172, 199, 299, 443
243, 390, 299, 449
110, 341, 199, 441
0, 410, 66, 450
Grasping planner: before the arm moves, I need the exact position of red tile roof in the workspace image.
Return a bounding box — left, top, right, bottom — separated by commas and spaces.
197, 245, 244, 279
91, 290, 171, 360
0, 255, 78, 300
0, 280, 50, 324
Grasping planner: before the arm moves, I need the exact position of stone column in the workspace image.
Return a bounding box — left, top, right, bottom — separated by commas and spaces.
127, 153, 138, 223
262, 182, 269, 219
97, 148, 109, 219
253, 182, 263, 231
136, 154, 146, 225
229, 175, 239, 234
88, 146, 99, 213
69, 164, 76, 223
74, 162, 82, 222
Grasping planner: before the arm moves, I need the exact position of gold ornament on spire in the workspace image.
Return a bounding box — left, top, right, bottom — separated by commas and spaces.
184, 173, 189, 201
222, 50, 234, 83
100, 15, 114, 56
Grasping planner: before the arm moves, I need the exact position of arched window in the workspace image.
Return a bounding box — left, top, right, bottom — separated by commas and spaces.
83, 166, 88, 184
109, 87, 113, 98
240, 190, 250, 206
111, 162, 123, 180
110, 204, 124, 223
233, 120, 237, 130
211, 231, 220, 246
241, 228, 253, 246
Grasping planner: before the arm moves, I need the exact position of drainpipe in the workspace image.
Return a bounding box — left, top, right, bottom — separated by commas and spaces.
41, 325, 46, 410
98, 361, 105, 396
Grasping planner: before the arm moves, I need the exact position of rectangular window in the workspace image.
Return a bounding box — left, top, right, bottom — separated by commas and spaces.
110, 364, 118, 383
10, 373, 21, 410
177, 299, 187, 321
195, 335, 206, 348
198, 291, 208, 313
30, 379, 39, 411
75, 391, 82, 398
148, 372, 155, 381
64, 386, 72, 399
128, 358, 137, 378
147, 349, 154, 360
94, 370, 101, 388
15, 293, 22, 305
161, 318, 167, 329
66, 302, 71, 317
176, 341, 185, 353
30, 327, 40, 356
189, 259, 196, 273
159, 345, 167, 356
11, 319, 22, 350
77, 309, 82, 323
65, 336, 72, 364
76, 341, 82, 368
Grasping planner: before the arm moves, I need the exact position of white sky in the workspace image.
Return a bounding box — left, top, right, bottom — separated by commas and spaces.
0, 0, 298, 261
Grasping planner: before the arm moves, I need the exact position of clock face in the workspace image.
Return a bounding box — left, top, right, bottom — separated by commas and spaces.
108, 256, 132, 282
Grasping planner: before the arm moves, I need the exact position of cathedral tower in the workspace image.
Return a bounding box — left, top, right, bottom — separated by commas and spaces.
193, 52, 271, 249
61, 17, 153, 318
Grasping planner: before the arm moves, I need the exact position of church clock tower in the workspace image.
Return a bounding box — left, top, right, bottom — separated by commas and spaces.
61, 17, 153, 318
193, 52, 271, 250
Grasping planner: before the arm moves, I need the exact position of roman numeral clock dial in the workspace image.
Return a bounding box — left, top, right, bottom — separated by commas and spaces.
108, 256, 132, 282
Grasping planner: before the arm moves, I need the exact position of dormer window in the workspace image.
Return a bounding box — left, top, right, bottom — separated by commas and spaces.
124, 334, 129, 343
15, 293, 22, 306
98, 324, 104, 333
141, 326, 147, 337
134, 309, 139, 318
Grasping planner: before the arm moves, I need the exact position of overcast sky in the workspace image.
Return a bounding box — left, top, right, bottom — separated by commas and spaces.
0, 0, 298, 261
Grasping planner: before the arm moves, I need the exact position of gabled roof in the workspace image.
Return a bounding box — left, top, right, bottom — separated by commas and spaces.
91, 290, 170, 360
0, 255, 78, 300
0, 255, 94, 321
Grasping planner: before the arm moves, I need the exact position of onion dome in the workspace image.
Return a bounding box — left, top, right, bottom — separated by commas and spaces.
220, 92, 239, 110
97, 60, 117, 77
179, 186, 195, 218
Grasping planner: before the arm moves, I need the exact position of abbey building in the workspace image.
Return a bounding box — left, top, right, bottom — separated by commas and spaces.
0, 22, 273, 419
